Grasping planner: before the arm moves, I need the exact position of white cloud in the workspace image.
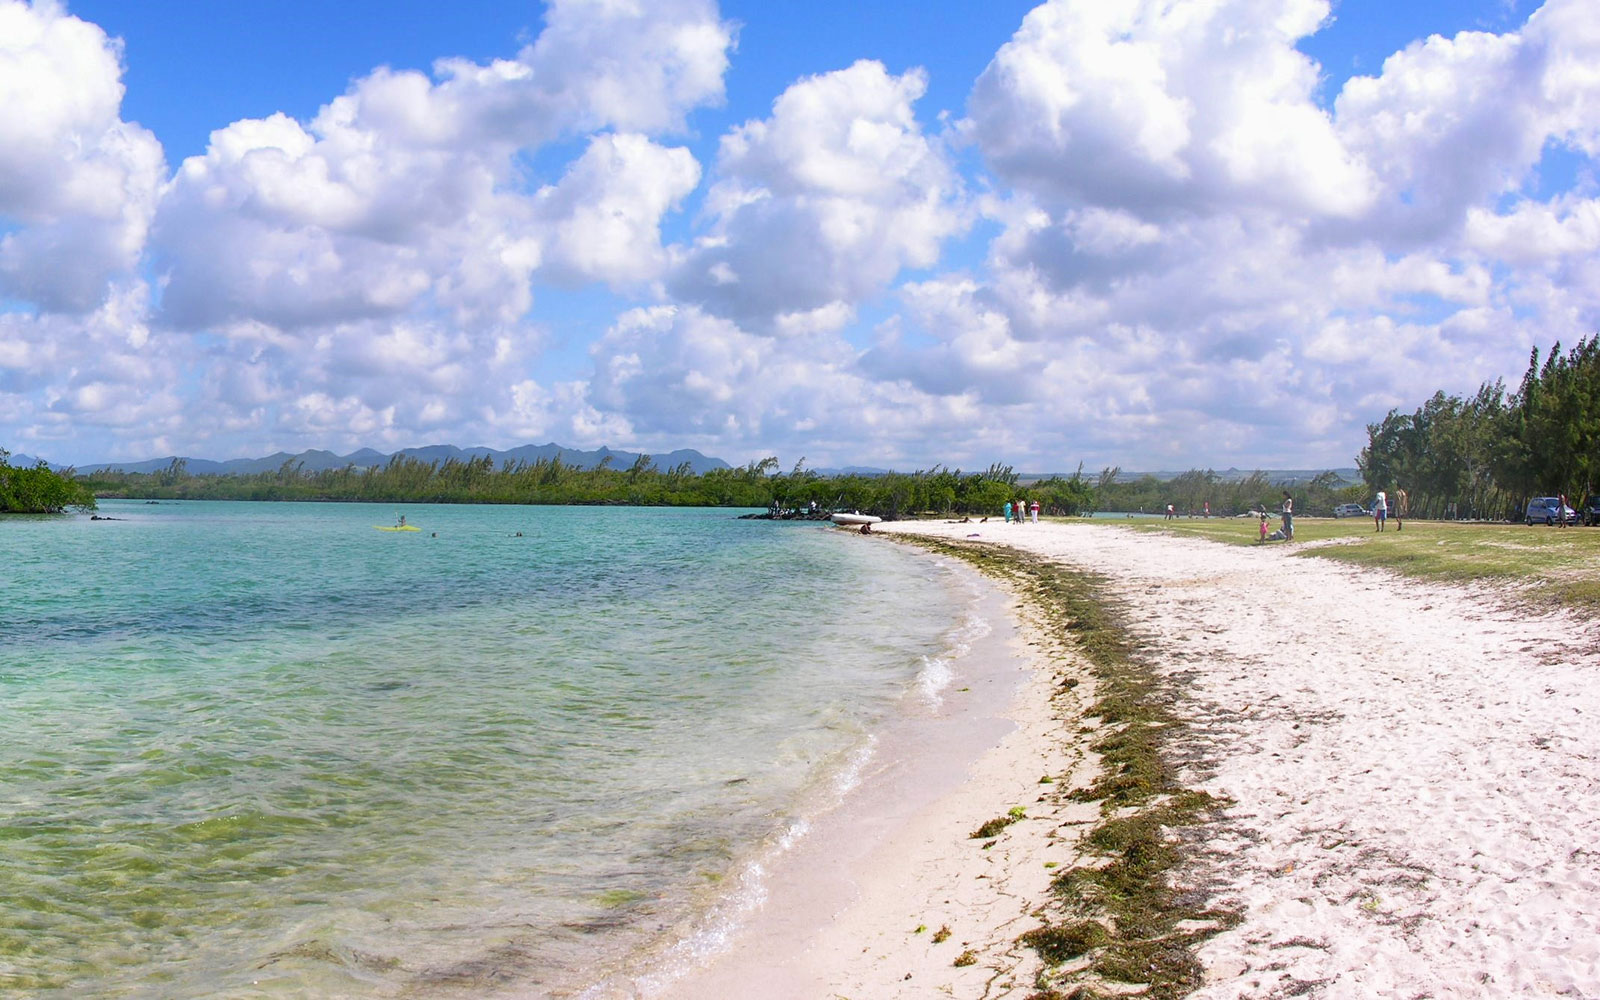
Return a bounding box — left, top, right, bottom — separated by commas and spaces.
148, 0, 732, 339
533, 132, 702, 288
670, 60, 967, 330
0, 0, 165, 313
36, 0, 737, 461
579, 303, 1033, 466
883, 0, 1600, 467
6, 0, 1600, 473
967, 0, 1374, 220
0, 280, 186, 458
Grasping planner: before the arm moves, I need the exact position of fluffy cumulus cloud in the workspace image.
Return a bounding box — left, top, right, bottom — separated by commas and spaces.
575, 303, 1016, 465
0, 0, 164, 313
533, 133, 702, 288
880, 0, 1600, 466
541, 0, 1599, 472
967, 0, 1373, 220
5, 0, 1600, 470
153, 0, 729, 334
0, 280, 188, 458
669, 59, 966, 332
1, 0, 734, 460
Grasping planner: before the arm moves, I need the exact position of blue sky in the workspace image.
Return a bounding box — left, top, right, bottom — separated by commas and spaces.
3, 0, 1597, 469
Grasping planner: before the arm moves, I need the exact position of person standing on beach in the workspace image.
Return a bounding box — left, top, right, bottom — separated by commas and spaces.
1374, 490, 1388, 531
1003, 500, 1012, 524
1280, 491, 1294, 540
1030, 499, 1040, 523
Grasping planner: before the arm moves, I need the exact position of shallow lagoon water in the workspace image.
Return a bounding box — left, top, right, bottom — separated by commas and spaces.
1, 501, 970, 998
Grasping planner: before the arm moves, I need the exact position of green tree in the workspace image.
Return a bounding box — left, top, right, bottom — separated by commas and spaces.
1, 450, 97, 513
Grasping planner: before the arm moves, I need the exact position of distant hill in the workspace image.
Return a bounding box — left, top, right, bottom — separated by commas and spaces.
70, 443, 732, 477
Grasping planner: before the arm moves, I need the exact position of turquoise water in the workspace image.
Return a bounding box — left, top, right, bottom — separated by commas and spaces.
1, 501, 968, 998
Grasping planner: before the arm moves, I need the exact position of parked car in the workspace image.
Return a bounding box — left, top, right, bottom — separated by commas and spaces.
1524, 497, 1577, 525
1582, 495, 1600, 527
1332, 503, 1368, 518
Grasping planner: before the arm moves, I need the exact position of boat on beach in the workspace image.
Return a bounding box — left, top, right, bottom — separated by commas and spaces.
829, 512, 882, 526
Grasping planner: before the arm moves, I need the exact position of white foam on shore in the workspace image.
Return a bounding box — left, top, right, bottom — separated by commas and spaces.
915, 561, 993, 708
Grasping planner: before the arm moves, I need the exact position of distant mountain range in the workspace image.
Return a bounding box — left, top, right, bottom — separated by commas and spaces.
44, 443, 732, 477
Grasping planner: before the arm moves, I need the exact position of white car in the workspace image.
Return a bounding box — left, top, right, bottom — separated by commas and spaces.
1332, 503, 1368, 518
1524, 497, 1576, 525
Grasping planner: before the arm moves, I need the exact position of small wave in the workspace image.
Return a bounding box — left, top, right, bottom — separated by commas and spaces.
596, 734, 880, 999
916, 653, 955, 705
915, 579, 994, 707
831, 733, 877, 798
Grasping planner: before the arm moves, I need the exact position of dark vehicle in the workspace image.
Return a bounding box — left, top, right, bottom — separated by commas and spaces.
1582, 495, 1600, 527
1524, 496, 1577, 525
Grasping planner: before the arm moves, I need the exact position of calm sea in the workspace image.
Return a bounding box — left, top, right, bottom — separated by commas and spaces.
0, 501, 977, 999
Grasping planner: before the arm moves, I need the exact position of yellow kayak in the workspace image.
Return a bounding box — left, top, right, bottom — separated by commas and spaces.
375, 525, 420, 532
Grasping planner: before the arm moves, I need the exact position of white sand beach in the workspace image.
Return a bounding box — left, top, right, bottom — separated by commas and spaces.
651, 519, 1600, 999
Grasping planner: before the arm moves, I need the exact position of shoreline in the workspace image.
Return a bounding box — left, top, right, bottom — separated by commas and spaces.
628, 517, 1600, 999
630, 545, 1100, 999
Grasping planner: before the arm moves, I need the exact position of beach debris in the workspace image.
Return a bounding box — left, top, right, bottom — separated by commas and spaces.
1019, 920, 1110, 963
970, 806, 1027, 839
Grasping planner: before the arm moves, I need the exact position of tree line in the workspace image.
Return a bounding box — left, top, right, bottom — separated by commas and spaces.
0, 450, 97, 513
1090, 467, 1361, 518
78, 454, 1098, 517
1359, 337, 1600, 519
72, 452, 1369, 519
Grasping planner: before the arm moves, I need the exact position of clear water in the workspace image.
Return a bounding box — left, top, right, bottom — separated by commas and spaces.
0, 501, 968, 999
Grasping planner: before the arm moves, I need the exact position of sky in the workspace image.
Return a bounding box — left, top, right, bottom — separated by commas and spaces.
2, 0, 1596, 471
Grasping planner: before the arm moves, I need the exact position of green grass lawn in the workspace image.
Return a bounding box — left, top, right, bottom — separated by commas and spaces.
1125, 516, 1600, 611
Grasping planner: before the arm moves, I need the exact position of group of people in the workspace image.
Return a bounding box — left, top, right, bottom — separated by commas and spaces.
1372, 488, 1408, 531
1259, 490, 1296, 542
1003, 499, 1040, 524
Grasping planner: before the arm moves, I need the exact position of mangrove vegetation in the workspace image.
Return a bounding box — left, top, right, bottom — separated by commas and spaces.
79, 455, 1099, 517
0, 450, 96, 514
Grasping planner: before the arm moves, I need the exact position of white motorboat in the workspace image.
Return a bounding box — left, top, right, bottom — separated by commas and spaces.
829, 512, 882, 526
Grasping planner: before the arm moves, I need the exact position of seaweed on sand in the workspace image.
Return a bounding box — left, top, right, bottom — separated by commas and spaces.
903, 538, 1239, 1000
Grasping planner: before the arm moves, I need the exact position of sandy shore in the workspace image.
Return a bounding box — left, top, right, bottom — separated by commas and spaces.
644, 551, 1098, 999
649, 518, 1600, 999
